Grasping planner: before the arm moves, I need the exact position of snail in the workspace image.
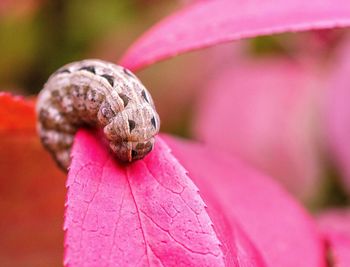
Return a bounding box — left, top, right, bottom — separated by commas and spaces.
36, 59, 160, 170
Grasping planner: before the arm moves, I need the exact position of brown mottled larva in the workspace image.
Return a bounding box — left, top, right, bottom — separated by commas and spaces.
36, 59, 160, 170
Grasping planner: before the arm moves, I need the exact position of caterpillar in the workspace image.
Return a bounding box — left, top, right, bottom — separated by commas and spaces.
36, 59, 160, 170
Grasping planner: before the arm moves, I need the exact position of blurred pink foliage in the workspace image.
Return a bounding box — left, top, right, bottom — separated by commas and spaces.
194, 57, 325, 200
318, 209, 350, 267
326, 37, 350, 195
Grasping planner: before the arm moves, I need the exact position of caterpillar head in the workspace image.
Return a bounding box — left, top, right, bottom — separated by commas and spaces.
105, 105, 160, 162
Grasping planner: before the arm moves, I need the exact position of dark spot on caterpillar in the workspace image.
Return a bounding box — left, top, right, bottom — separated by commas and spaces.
135, 143, 144, 149
39, 109, 49, 121
71, 84, 81, 97
118, 93, 129, 108
79, 66, 96, 74
56, 68, 70, 74
51, 90, 62, 102
51, 89, 60, 96
141, 90, 149, 103
128, 119, 136, 131
136, 141, 153, 153
151, 116, 156, 129
132, 150, 138, 158
123, 68, 133, 77
145, 141, 153, 153
101, 74, 114, 87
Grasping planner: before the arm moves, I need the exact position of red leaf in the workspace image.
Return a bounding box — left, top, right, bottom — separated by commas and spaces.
318, 209, 350, 267
0, 92, 36, 132
163, 135, 326, 267
0, 93, 65, 266
120, 0, 350, 71
64, 130, 266, 266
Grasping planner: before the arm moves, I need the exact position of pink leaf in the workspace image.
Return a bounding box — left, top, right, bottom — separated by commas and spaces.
318, 209, 350, 267
120, 0, 350, 71
325, 37, 350, 194
163, 135, 326, 267
193, 57, 324, 201
64, 130, 266, 267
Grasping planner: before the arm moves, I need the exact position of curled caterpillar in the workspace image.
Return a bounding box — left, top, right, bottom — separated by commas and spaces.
36, 59, 160, 170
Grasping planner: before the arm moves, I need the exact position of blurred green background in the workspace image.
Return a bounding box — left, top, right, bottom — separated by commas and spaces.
0, 0, 206, 137
0, 0, 175, 94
